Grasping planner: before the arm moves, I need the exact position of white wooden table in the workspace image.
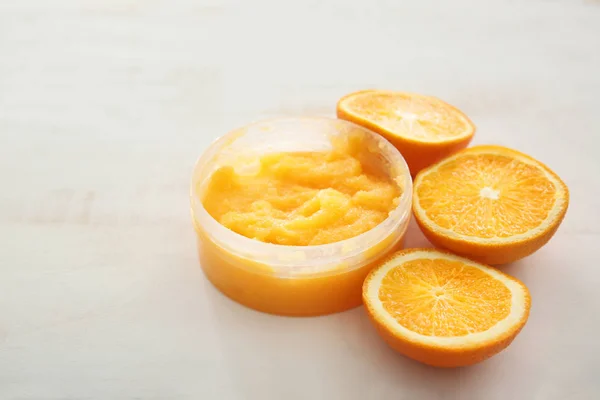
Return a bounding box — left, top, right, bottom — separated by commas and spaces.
1, 0, 599, 399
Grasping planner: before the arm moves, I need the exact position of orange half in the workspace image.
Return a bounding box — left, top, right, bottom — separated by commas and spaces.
337, 90, 475, 175
363, 248, 531, 367
413, 145, 569, 264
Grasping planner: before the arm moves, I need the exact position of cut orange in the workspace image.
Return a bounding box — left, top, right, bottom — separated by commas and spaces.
337, 90, 475, 175
413, 145, 569, 265
363, 248, 531, 367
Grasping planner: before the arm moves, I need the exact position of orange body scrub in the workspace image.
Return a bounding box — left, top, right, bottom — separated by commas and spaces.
203, 143, 401, 246
191, 118, 412, 316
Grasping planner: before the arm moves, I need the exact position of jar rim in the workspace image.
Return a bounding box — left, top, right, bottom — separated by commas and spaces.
190, 116, 413, 275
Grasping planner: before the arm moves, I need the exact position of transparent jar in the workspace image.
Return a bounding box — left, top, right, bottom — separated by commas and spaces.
190, 117, 412, 316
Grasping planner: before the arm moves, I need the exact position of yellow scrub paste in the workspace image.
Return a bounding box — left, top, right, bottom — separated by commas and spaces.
202, 138, 401, 246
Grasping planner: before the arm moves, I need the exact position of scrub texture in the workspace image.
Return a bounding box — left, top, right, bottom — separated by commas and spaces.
203, 138, 401, 246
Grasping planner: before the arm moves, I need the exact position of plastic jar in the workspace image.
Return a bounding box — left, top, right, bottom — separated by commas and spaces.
190, 117, 412, 316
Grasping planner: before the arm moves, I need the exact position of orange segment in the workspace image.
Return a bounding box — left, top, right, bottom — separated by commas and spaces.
337, 90, 475, 175
363, 248, 531, 367
413, 146, 569, 264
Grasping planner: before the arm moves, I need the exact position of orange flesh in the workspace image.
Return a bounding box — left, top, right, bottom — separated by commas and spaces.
202, 142, 401, 246
379, 258, 512, 337
343, 92, 470, 140
416, 154, 557, 238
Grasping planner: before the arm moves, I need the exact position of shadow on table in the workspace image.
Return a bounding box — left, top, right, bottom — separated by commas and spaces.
203, 278, 501, 399
198, 218, 534, 397
404, 217, 431, 249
